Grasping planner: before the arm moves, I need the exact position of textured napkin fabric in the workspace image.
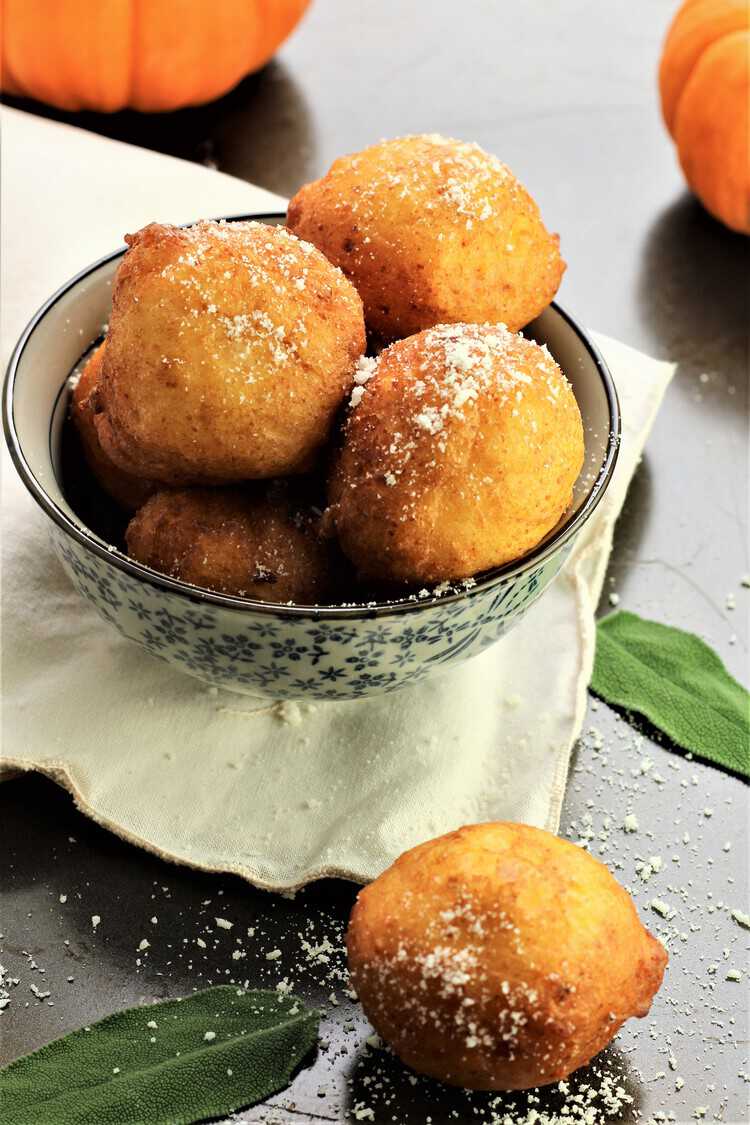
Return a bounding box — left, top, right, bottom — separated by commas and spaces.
0, 108, 674, 889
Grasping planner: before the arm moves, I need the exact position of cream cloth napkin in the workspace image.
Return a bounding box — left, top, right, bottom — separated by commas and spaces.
1, 108, 674, 889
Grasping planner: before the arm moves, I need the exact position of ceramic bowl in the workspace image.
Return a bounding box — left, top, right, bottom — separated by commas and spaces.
3, 213, 620, 700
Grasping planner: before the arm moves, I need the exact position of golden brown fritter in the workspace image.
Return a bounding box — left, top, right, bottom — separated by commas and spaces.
125, 486, 337, 604
71, 342, 157, 511
347, 822, 667, 1091
287, 134, 564, 341
95, 220, 365, 485
328, 324, 584, 585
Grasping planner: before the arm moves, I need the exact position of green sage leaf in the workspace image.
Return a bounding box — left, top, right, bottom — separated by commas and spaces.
591, 610, 750, 777
0, 986, 319, 1125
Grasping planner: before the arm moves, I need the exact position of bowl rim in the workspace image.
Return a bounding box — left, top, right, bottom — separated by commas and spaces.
3, 211, 621, 621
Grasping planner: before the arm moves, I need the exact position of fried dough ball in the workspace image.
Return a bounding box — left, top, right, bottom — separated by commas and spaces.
126, 486, 336, 604
287, 134, 564, 340
328, 323, 584, 585
347, 823, 668, 1091
95, 220, 365, 485
70, 342, 157, 511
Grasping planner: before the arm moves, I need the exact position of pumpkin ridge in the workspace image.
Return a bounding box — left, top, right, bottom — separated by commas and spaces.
0, 0, 309, 113
659, 0, 749, 134
660, 0, 750, 234
672, 28, 750, 233
666, 27, 744, 134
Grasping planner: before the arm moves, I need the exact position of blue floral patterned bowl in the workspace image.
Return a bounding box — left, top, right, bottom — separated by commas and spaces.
3, 213, 620, 700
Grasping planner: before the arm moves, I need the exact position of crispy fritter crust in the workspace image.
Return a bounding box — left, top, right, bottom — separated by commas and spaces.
287, 134, 565, 340
328, 324, 584, 584
95, 220, 365, 485
71, 342, 157, 511
347, 822, 668, 1091
125, 486, 336, 604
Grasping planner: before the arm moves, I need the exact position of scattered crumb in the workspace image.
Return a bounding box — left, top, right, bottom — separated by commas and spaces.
276, 700, 303, 726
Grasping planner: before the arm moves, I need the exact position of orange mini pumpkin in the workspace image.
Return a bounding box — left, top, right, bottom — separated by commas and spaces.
0, 0, 310, 113
659, 0, 750, 233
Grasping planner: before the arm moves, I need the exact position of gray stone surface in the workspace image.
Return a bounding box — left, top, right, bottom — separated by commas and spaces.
1, 2, 748, 1121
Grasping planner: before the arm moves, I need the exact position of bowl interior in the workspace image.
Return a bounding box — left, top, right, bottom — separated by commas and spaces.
5, 214, 618, 614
